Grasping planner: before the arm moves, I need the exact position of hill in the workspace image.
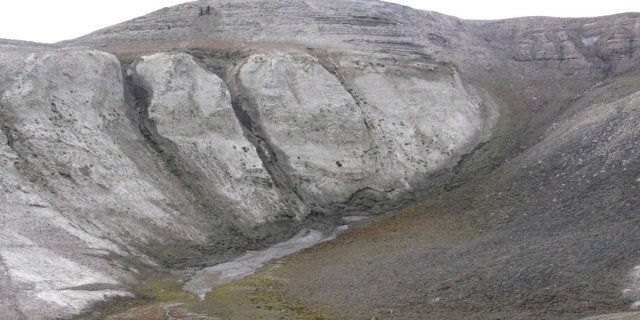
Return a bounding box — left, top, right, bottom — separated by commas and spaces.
0, 1, 639, 319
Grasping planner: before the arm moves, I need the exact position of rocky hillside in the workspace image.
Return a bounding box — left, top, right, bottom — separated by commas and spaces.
0, 0, 639, 319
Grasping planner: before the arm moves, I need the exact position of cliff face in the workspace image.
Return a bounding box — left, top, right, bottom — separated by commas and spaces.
1, 0, 639, 319
133, 52, 301, 224
229, 49, 494, 211
0, 48, 145, 317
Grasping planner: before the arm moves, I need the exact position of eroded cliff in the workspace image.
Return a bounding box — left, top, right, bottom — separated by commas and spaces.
0, 30, 496, 320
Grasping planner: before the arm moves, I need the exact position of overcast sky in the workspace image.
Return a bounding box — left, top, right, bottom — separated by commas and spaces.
0, 0, 637, 43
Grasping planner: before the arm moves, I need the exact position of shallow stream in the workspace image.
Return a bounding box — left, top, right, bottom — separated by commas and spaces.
183, 219, 363, 298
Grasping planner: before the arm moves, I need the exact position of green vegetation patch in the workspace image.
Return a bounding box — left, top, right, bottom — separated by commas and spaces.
82, 261, 336, 320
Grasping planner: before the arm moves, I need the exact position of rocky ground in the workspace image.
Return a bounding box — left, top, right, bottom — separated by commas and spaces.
87, 60, 640, 319
1, 0, 640, 319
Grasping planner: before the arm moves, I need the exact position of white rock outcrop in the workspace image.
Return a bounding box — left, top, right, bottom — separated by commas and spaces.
236, 50, 497, 208
0, 47, 213, 318
0, 47, 140, 318
237, 50, 377, 207
341, 53, 496, 173
134, 52, 305, 223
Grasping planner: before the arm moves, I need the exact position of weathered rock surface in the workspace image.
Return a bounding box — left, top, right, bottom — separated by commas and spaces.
133, 52, 304, 224
233, 49, 495, 211
0, 46, 143, 318
0, 0, 639, 319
